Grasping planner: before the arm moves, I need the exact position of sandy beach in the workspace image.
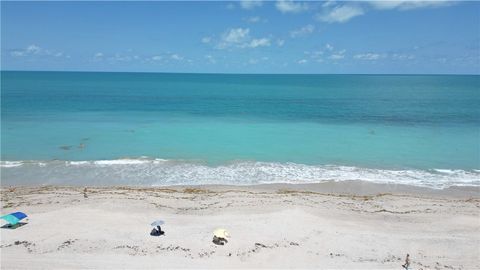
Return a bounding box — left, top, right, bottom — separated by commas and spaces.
2, 1, 480, 269
1, 182, 479, 269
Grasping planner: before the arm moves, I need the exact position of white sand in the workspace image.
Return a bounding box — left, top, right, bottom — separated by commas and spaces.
1, 183, 479, 269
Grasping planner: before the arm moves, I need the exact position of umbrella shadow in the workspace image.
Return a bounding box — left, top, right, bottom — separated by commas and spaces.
1, 222, 27, 230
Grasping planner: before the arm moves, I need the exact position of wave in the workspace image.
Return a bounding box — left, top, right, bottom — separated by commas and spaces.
1, 159, 479, 189
0, 161, 24, 168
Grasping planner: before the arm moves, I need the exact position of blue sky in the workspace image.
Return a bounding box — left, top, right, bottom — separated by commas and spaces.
1, 1, 479, 74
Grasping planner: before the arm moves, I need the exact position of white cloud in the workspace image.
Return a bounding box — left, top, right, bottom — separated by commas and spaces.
313, 1, 454, 26
170, 54, 183, 61
277, 39, 285, 47
354, 53, 385, 60
245, 16, 263, 23
240, 0, 263, 10
392, 53, 415, 60
329, 54, 345, 60
289, 24, 315, 38
109, 53, 132, 62
297, 59, 308, 64
26, 45, 41, 54
93, 52, 104, 60
148, 53, 187, 63
248, 56, 269, 65
216, 28, 270, 49
325, 44, 334, 51
314, 1, 455, 26
307, 50, 324, 59
94, 52, 187, 64
248, 38, 271, 48
322, 0, 336, 8
275, 0, 309, 13
317, 4, 364, 23
368, 1, 454, 11
329, 49, 346, 60
201, 37, 212, 43
11, 44, 66, 59
224, 28, 250, 44
11, 51, 25, 57
151, 55, 163, 61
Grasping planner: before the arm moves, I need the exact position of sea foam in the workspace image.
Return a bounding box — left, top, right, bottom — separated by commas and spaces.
0, 161, 24, 168
1, 159, 479, 189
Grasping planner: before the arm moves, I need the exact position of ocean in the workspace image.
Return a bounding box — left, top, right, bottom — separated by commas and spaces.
1, 71, 479, 188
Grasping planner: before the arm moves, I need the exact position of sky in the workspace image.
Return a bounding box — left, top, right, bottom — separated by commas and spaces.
1, 1, 479, 74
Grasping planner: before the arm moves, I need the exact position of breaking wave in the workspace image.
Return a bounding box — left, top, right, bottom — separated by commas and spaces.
1, 159, 479, 189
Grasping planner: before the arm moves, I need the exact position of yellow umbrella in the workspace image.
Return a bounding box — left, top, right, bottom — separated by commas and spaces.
213, 228, 230, 238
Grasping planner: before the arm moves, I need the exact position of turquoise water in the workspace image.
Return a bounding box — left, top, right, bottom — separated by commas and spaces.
1, 71, 479, 188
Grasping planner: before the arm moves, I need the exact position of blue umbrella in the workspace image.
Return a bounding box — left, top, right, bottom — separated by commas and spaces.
151, 220, 165, 227
1, 212, 27, 225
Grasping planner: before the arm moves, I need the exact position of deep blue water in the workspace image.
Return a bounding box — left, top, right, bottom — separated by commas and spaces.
1, 71, 479, 188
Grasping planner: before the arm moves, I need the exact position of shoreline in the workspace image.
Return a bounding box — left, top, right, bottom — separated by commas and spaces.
1, 183, 479, 269
2, 180, 479, 198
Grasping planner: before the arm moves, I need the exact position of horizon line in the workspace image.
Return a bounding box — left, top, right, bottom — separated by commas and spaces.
1, 69, 479, 76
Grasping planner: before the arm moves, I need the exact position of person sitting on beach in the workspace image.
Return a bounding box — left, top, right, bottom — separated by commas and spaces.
150, 226, 165, 236
212, 236, 228, 245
